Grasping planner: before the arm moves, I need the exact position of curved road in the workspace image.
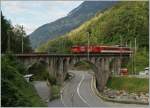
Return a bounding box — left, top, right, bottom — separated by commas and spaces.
59, 70, 147, 107
61, 70, 106, 107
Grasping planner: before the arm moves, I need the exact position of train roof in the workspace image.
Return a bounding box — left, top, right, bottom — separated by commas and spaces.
72, 45, 129, 48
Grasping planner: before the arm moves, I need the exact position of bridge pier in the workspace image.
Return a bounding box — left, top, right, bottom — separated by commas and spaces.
110, 58, 121, 75
95, 58, 112, 92
63, 59, 68, 80
15, 53, 130, 91
116, 58, 121, 75
58, 59, 63, 84
48, 58, 56, 77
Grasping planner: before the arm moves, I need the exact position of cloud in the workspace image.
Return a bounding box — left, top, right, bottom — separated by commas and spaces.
1, 1, 27, 14
21, 23, 38, 35
1, 1, 83, 34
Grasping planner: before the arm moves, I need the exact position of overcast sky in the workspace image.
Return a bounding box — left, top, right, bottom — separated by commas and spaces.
1, 1, 83, 35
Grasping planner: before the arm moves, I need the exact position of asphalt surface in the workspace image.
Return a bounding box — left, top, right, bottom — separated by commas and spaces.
35, 70, 148, 107
61, 71, 104, 107
33, 81, 50, 102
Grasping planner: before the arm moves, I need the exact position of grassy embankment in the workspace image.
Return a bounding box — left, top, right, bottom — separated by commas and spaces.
106, 76, 149, 93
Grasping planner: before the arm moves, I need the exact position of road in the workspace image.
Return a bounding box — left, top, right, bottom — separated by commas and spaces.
33, 81, 50, 102
54, 70, 147, 107
61, 70, 105, 107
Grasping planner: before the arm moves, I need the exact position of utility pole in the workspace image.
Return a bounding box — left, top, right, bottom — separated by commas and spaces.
88, 33, 90, 60
126, 42, 128, 47
134, 38, 137, 75
21, 26, 24, 53
60, 38, 63, 53
130, 41, 134, 75
22, 35, 24, 53
87, 30, 91, 61
135, 38, 137, 53
119, 35, 123, 75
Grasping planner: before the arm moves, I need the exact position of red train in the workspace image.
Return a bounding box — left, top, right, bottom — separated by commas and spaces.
71, 45, 132, 54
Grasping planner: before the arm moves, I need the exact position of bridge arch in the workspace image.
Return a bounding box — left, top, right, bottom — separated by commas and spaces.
24, 58, 48, 73
70, 58, 113, 91
73, 60, 98, 72
27, 58, 50, 80
16, 53, 131, 91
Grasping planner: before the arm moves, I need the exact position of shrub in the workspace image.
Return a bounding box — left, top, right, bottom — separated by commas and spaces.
1, 55, 46, 107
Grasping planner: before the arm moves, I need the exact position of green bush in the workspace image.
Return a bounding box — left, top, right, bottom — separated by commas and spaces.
1, 55, 46, 107
28, 61, 50, 81
50, 85, 60, 100
48, 74, 57, 85
127, 49, 149, 74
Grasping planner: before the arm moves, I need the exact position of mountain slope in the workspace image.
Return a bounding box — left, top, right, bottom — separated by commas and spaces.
29, 1, 117, 48
37, 1, 149, 72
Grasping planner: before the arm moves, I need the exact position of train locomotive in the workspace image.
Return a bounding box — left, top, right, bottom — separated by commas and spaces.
71, 45, 132, 54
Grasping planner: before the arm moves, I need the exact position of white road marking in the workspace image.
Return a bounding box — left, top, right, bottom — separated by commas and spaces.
77, 74, 90, 107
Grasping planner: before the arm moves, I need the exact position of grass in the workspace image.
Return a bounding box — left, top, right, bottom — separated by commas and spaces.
106, 76, 149, 93
127, 50, 149, 74
50, 85, 61, 100
10, 70, 46, 107
22, 82, 47, 107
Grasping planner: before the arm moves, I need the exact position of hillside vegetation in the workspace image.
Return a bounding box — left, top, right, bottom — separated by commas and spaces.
1, 55, 46, 107
1, 12, 45, 106
106, 76, 149, 93
37, 1, 149, 73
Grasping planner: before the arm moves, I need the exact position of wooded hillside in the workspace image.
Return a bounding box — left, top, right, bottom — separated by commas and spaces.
37, 1, 149, 73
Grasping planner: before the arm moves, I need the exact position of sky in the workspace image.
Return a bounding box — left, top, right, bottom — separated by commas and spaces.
1, 1, 83, 35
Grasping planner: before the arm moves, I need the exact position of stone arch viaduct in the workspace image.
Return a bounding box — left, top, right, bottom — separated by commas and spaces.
15, 53, 131, 91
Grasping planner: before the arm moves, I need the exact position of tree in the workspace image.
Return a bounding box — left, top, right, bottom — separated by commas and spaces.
1, 12, 32, 53
1, 12, 12, 53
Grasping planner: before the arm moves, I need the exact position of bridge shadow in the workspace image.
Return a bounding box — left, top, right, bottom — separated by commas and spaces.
27, 59, 49, 81
72, 60, 98, 73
